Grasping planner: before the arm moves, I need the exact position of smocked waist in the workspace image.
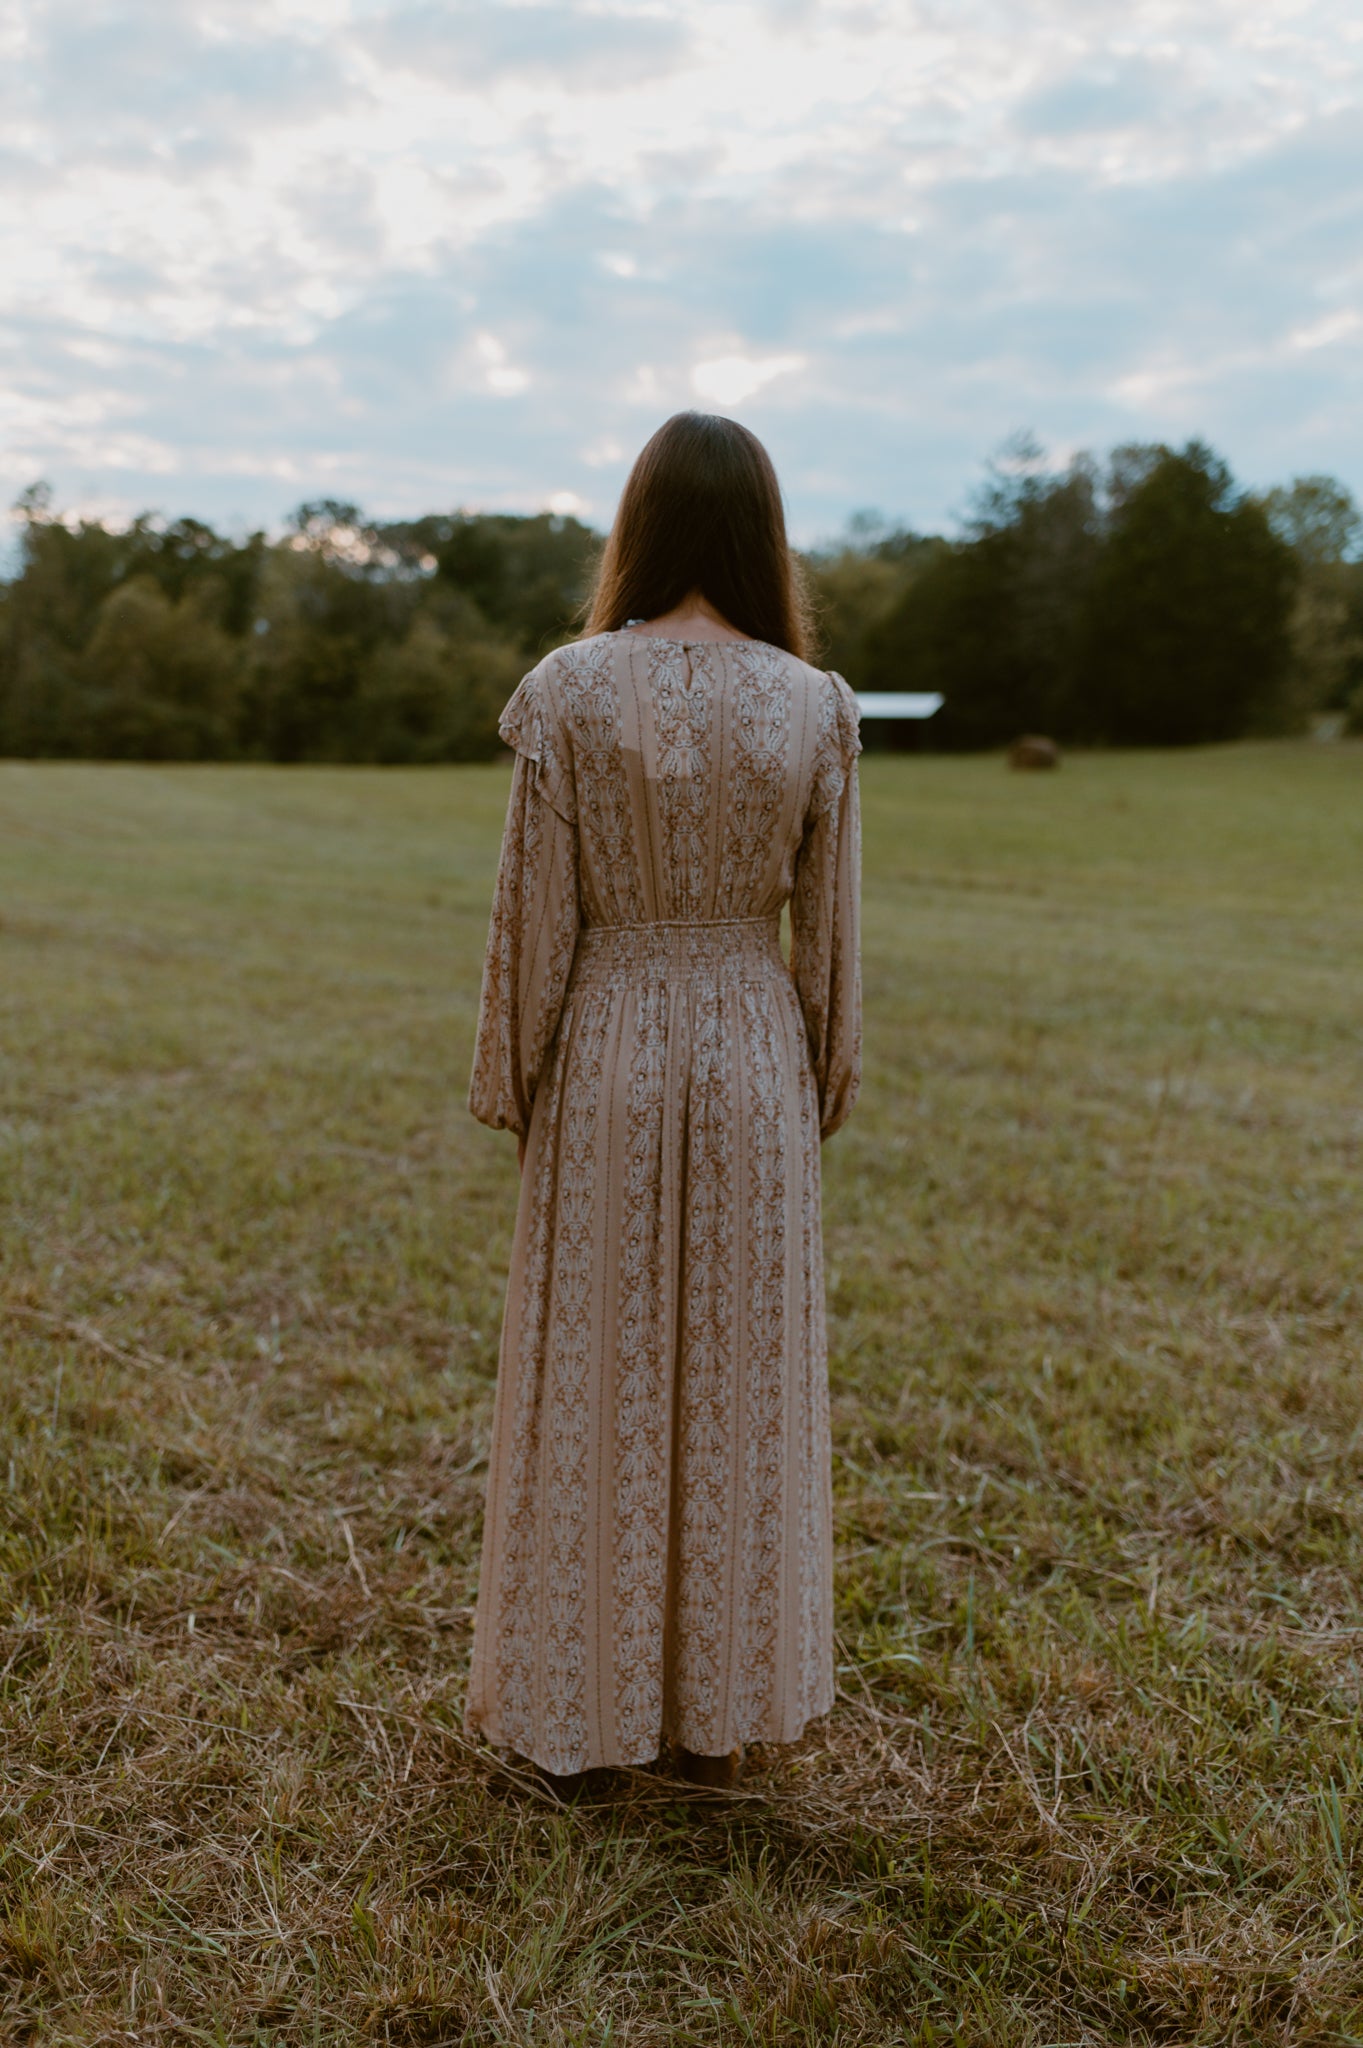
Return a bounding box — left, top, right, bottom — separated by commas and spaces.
584, 915, 779, 934
569, 914, 786, 988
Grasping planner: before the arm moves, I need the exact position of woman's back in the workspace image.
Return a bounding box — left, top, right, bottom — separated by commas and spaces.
504, 628, 858, 929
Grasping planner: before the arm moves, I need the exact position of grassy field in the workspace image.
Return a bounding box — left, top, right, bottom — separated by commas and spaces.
2, 742, 1362, 2046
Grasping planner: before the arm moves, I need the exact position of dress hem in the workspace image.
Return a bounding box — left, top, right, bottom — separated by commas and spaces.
462, 1695, 836, 1777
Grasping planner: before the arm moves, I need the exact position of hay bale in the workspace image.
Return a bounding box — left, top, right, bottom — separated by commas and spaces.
1007, 734, 1060, 770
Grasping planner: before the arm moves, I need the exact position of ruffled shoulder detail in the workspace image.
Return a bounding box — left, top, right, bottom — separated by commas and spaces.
498, 659, 576, 823
806, 668, 862, 820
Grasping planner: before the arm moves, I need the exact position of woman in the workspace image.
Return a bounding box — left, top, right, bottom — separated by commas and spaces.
465, 411, 862, 1794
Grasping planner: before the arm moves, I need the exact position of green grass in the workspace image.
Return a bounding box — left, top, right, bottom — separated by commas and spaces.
2, 741, 1362, 2045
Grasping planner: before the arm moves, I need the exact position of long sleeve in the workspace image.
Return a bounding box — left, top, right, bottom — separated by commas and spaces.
790, 671, 862, 1140
467, 668, 580, 1136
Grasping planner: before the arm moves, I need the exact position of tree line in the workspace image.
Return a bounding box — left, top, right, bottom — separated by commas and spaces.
2, 439, 1360, 761
812, 440, 1363, 748
0, 489, 596, 764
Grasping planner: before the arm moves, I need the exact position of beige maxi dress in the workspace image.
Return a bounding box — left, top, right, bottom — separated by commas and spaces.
465, 627, 862, 1775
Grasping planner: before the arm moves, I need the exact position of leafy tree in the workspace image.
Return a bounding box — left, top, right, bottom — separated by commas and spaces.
351, 610, 522, 763
1079, 443, 1297, 744
859, 530, 1028, 748
80, 576, 243, 759
240, 517, 417, 761
1260, 475, 1361, 565
1259, 475, 1363, 725
1, 489, 130, 753
8, 496, 130, 650
805, 513, 937, 693
969, 440, 1103, 738
411, 511, 599, 653
119, 516, 268, 637
857, 445, 1103, 747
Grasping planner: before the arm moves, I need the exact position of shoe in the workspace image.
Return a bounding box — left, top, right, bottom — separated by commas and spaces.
675, 1744, 743, 1789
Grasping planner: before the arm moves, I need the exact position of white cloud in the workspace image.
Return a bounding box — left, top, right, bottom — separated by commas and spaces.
2, 0, 1362, 537
691, 353, 807, 406
581, 435, 625, 466
1111, 363, 1204, 410
473, 331, 531, 396
621, 365, 666, 407
1287, 309, 1363, 351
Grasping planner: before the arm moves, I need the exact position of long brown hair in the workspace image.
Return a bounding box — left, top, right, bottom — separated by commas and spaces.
582, 412, 814, 660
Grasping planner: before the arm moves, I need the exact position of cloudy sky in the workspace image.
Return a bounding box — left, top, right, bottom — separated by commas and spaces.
3, 0, 1362, 544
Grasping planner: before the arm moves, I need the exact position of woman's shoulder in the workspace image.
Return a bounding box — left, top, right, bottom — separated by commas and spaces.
502, 634, 604, 704
497, 636, 622, 764
497, 653, 581, 820
519, 633, 620, 696
771, 652, 860, 739
709, 642, 860, 772
730, 641, 852, 695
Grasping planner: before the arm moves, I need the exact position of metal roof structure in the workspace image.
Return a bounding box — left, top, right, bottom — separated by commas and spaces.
854, 692, 944, 720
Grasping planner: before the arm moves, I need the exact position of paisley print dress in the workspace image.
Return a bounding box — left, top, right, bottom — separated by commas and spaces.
465, 628, 862, 1774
